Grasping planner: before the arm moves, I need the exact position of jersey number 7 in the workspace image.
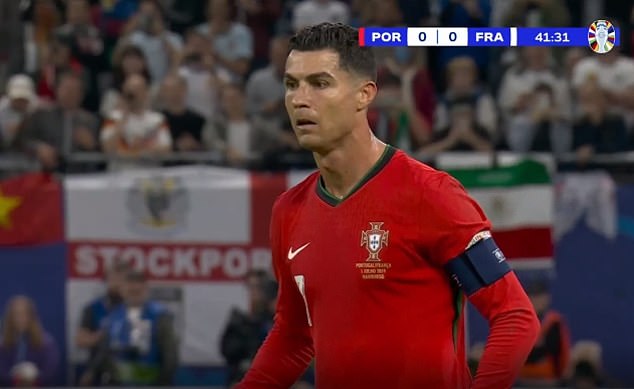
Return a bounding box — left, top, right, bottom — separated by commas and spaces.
294, 275, 313, 327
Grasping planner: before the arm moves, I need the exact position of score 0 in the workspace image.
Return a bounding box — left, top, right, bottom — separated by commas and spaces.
407, 28, 468, 46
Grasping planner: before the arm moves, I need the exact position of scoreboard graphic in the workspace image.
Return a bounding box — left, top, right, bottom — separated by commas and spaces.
359, 19, 618, 54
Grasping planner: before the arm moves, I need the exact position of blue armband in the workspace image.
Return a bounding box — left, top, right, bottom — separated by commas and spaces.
445, 237, 511, 296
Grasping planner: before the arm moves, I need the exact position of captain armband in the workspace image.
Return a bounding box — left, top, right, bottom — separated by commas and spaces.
445, 234, 511, 296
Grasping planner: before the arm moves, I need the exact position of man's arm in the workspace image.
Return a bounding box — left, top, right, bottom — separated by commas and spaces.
467, 272, 540, 389
75, 305, 101, 349
236, 198, 314, 388
421, 173, 540, 389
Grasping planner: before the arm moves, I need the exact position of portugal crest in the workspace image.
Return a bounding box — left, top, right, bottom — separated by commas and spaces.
361, 222, 389, 261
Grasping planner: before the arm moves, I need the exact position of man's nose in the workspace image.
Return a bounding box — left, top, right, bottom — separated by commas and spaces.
291, 84, 311, 109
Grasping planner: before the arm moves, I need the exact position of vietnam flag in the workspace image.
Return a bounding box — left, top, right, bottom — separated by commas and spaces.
0, 173, 63, 246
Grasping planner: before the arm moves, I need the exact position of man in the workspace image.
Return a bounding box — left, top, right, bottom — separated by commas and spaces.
82, 270, 178, 386
0, 74, 39, 149
238, 23, 539, 389
76, 262, 129, 385
15, 71, 100, 173
100, 73, 172, 170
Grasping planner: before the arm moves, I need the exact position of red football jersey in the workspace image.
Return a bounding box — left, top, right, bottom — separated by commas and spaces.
240, 146, 538, 389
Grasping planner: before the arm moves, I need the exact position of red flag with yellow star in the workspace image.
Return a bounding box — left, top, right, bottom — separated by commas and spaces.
0, 173, 63, 246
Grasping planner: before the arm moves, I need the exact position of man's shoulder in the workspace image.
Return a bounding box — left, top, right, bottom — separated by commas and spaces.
273, 171, 319, 214
390, 151, 463, 200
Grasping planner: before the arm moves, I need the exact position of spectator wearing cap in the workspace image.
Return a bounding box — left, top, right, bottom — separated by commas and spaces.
82, 270, 178, 386
0, 75, 40, 149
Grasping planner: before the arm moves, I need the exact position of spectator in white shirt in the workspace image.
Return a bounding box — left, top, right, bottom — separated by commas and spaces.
101, 74, 172, 169
196, 0, 254, 81
122, 0, 183, 82
292, 0, 349, 32
572, 49, 634, 130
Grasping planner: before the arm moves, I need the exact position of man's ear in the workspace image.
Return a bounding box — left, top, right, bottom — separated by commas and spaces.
357, 81, 377, 111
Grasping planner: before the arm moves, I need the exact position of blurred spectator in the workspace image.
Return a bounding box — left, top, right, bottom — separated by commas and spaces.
82, 270, 178, 386
368, 72, 431, 153
0, 75, 40, 150
498, 46, 572, 153
565, 341, 609, 389
434, 56, 497, 141
572, 49, 634, 131
91, 0, 139, 52
292, 0, 349, 32
196, 0, 254, 81
418, 102, 493, 157
34, 38, 86, 104
0, 295, 60, 387
206, 83, 259, 166
238, 0, 283, 70
76, 261, 129, 385
573, 81, 629, 165
16, 72, 99, 172
502, 0, 570, 27
100, 74, 172, 168
54, 0, 106, 111
100, 44, 153, 117
158, 74, 206, 152
246, 36, 298, 153
177, 29, 222, 121
221, 270, 277, 386
121, 0, 183, 82
22, 0, 64, 74
437, 0, 491, 84
517, 279, 571, 387
160, 0, 207, 34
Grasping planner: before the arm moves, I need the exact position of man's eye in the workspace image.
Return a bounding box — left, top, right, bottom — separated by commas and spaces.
284, 81, 297, 89
316, 80, 329, 88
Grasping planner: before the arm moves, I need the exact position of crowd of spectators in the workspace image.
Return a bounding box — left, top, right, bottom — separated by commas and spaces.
0, 0, 631, 175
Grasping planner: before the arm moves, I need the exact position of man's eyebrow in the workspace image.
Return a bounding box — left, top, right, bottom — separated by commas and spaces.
283, 72, 335, 81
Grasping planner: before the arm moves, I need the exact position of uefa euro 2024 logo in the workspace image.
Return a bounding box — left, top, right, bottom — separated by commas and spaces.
588, 20, 615, 54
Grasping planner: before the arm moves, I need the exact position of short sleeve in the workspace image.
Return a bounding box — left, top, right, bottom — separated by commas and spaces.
419, 172, 491, 266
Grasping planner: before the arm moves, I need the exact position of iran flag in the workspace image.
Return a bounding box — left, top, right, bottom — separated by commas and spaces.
447, 160, 553, 268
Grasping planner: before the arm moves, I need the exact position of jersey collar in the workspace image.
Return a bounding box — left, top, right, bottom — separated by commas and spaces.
316, 145, 396, 207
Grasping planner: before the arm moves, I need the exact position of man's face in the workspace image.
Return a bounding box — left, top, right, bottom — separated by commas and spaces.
123, 280, 148, 307
123, 76, 149, 109
284, 49, 362, 153
56, 77, 83, 109
161, 78, 186, 107
67, 0, 88, 24
106, 270, 125, 294
10, 98, 29, 112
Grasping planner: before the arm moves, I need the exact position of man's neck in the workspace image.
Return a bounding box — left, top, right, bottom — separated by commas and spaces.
315, 128, 387, 199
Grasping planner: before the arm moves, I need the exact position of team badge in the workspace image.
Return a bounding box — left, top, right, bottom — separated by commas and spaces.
357, 222, 391, 280
588, 20, 615, 54
361, 222, 389, 261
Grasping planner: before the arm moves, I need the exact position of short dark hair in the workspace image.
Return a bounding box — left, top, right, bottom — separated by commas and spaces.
289, 23, 376, 81
125, 269, 147, 283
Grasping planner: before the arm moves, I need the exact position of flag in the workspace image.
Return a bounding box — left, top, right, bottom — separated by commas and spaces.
447, 160, 553, 265
0, 173, 63, 246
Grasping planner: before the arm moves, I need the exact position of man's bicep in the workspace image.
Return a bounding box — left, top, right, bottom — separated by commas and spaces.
420, 173, 491, 266
444, 235, 511, 297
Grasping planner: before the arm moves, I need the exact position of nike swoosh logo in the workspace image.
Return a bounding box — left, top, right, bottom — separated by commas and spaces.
288, 242, 311, 260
